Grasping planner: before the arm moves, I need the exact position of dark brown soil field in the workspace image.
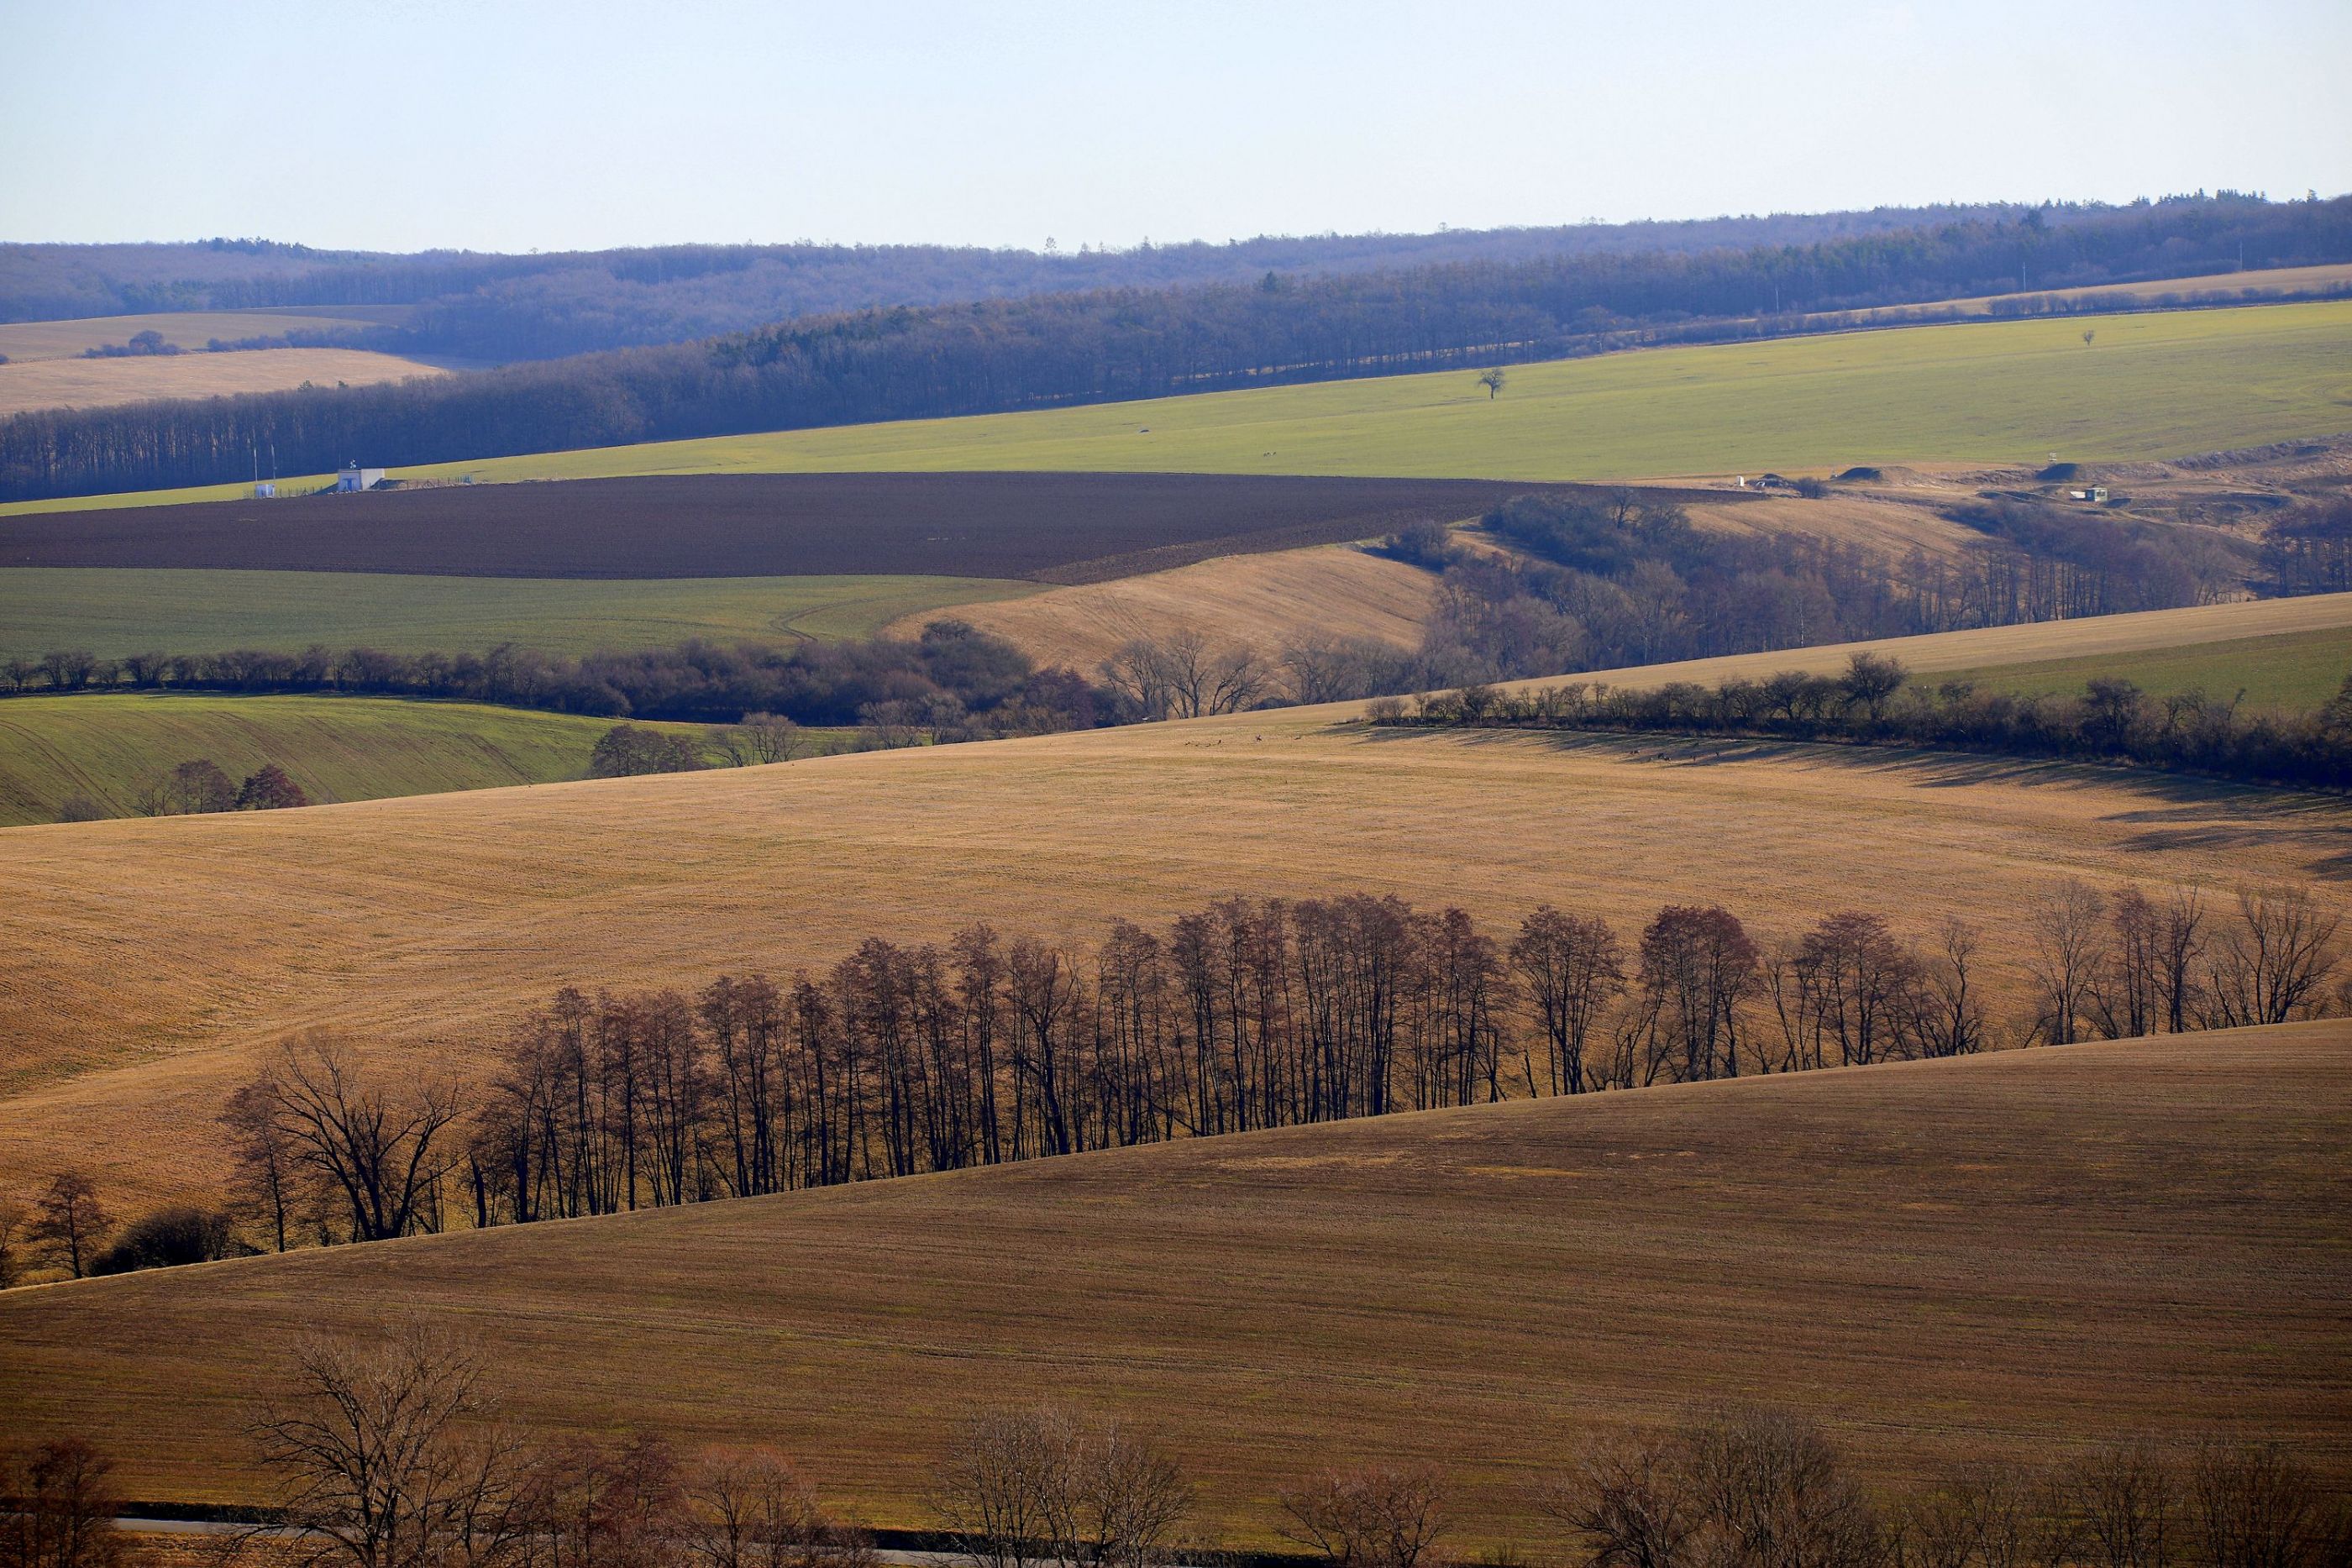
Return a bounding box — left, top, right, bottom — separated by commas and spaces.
0, 472, 1683, 581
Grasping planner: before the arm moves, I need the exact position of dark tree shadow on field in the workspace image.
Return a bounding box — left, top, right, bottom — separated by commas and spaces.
1334, 722, 2352, 878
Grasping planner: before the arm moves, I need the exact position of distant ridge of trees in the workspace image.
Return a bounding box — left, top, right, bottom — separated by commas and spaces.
5, 193, 2323, 347
6, 193, 2349, 502
1377, 652, 2352, 794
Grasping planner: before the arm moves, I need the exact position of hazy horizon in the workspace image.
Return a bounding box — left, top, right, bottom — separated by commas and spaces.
5, 0, 2349, 255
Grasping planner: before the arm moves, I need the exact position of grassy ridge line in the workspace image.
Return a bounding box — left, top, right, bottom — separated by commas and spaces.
1475, 593, 2352, 710
0, 694, 739, 828
0, 569, 1042, 661
6, 300, 2349, 516
1940, 624, 2352, 715
1, 595, 2344, 1198
1, 1025, 2343, 1531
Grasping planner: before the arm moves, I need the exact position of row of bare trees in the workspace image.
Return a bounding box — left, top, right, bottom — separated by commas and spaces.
71, 881, 2267, 1258
15, 1325, 2343, 1568
9, 882, 2326, 1282
2024, 884, 2344, 1046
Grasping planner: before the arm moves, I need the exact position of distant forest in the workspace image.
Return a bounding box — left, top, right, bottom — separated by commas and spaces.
4, 194, 2348, 502
0, 197, 2276, 354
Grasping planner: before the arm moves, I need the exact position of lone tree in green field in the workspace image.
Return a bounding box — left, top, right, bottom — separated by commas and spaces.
1477, 368, 1508, 400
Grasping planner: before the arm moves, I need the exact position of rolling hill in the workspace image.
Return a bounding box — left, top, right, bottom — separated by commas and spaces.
888, 542, 1440, 668
0, 694, 750, 828
0, 1022, 2342, 1539
7, 299, 2348, 516
0, 595, 2344, 1209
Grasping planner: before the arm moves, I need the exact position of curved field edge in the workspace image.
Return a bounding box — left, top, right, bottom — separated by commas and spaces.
0, 595, 2346, 1198
0, 1024, 2344, 1539
6, 299, 2349, 516
0, 693, 740, 828
0, 569, 1041, 662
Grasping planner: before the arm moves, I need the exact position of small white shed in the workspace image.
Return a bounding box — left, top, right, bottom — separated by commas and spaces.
336, 465, 387, 493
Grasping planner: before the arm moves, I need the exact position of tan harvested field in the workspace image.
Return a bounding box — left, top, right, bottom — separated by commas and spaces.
1, 1023, 2345, 1534
890, 542, 1439, 666
1677, 491, 1982, 557
2, 596, 2349, 1212
0, 346, 448, 416
0, 311, 386, 362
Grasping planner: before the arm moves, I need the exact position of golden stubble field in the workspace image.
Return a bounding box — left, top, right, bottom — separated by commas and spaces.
1, 1024, 2344, 1536
893, 542, 1441, 666
2, 598, 2348, 1211
0, 347, 448, 417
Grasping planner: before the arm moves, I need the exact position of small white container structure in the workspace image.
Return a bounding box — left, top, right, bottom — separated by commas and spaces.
335, 465, 388, 493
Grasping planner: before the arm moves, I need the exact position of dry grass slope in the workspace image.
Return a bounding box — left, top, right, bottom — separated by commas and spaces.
1, 597, 2346, 1209
0, 1025, 2344, 1537
892, 543, 1439, 667
0, 694, 728, 828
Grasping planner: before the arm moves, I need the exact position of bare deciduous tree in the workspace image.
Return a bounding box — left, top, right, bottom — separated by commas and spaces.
246, 1322, 532, 1568
1077, 1424, 1191, 1568
2026, 880, 2110, 1046
1511, 906, 1626, 1094
1890, 1460, 2036, 1568
931, 1408, 1189, 1568
2066, 1441, 2176, 1568
1675, 1406, 1882, 1568
932, 1406, 1083, 1568
685, 1450, 875, 1568
1530, 1430, 1693, 1568
223, 1079, 302, 1252
1100, 631, 1267, 721
0, 1194, 29, 1290
739, 713, 808, 766
0, 1435, 129, 1568
2200, 886, 2342, 1029
231, 1037, 467, 1244
1278, 1464, 1448, 1568
28, 1172, 108, 1280
2185, 1440, 2334, 1568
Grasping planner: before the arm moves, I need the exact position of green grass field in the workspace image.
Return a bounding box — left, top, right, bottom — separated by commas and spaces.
0, 569, 1040, 660
1940, 623, 2352, 714
0, 693, 814, 827
7, 300, 2348, 517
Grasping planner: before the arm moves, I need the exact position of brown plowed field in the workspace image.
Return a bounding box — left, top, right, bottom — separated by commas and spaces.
0, 473, 1709, 581
1, 1024, 2344, 1534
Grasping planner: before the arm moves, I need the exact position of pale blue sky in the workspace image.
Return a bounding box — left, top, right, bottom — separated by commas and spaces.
3, 0, 2347, 253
